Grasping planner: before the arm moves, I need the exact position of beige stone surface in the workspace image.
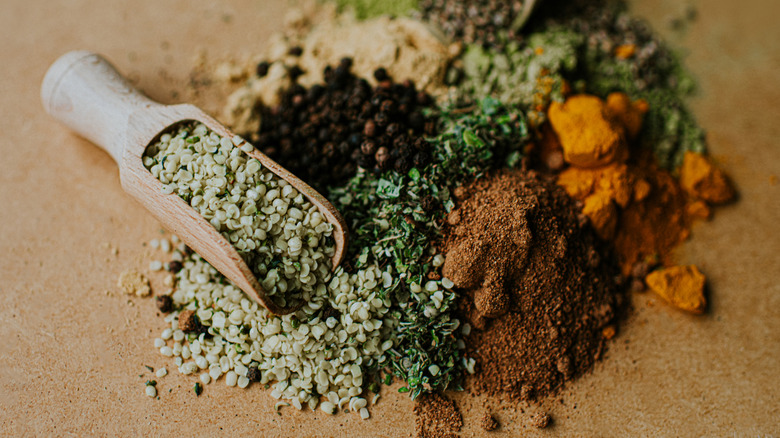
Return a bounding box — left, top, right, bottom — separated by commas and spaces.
0, 0, 778, 436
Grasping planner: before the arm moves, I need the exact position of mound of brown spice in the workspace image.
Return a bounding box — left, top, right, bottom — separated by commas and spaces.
442, 169, 625, 400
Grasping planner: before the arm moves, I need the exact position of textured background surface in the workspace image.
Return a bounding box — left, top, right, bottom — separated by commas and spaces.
0, 0, 777, 436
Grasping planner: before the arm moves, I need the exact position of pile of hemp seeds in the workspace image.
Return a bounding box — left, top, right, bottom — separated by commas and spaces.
131, 0, 736, 432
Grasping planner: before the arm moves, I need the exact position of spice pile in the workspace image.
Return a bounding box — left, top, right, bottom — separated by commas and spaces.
128, 0, 736, 430
443, 170, 623, 400
255, 59, 436, 193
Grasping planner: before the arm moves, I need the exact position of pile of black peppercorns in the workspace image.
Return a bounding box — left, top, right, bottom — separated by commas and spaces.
416, 0, 525, 48
255, 58, 437, 194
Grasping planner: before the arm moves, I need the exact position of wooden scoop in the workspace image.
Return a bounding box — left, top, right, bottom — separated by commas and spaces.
512, 0, 541, 31
41, 50, 348, 315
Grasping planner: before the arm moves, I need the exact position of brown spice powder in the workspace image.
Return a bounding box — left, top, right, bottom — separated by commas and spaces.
413, 393, 463, 438
442, 170, 625, 400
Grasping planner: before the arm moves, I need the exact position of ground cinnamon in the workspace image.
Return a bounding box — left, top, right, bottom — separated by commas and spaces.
442, 170, 625, 400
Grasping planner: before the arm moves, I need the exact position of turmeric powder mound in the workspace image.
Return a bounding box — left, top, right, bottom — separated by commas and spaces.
679, 151, 736, 204
645, 265, 707, 313
548, 95, 627, 168
557, 151, 692, 275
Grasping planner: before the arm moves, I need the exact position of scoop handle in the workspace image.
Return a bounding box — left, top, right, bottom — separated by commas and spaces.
41, 50, 161, 163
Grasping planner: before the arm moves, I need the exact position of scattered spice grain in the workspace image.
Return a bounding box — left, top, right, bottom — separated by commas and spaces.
529, 412, 551, 429
679, 151, 735, 204
480, 412, 499, 431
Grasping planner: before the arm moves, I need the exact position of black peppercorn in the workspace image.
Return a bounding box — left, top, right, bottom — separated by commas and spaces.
375, 147, 391, 169
395, 157, 411, 173
361, 140, 377, 155
322, 142, 336, 158
247, 365, 262, 382
156, 295, 173, 313
256, 59, 436, 192
363, 120, 377, 137
380, 100, 395, 114
287, 65, 304, 80
167, 260, 183, 273
339, 57, 353, 69
413, 151, 431, 168
373, 67, 389, 82
256, 61, 270, 77
408, 111, 425, 131
374, 112, 388, 128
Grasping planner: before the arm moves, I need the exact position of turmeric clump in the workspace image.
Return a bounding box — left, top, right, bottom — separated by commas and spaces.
551, 93, 694, 274
606, 92, 648, 140
548, 94, 627, 168
552, 93, 651, 240
679, 151, 735, 204
645, 265, 707, 314
557, 162, 647, 239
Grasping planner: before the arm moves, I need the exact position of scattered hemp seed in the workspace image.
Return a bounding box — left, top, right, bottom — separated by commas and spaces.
194, 382, 203, 396
145, 385, 157, 398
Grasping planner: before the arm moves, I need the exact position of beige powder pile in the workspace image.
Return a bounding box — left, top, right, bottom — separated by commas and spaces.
221, 0, 456, 136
